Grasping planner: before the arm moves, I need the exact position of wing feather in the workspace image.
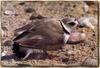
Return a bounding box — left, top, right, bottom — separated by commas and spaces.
15, 35, 43, 47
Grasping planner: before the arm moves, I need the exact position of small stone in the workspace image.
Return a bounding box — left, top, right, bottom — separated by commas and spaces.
62, 48, 67, 52
89, 17, 97, 26
25, 7, 34, 13
2, 51, 7, 56
1, 30, 4, 36
4, 10, 16, 15
19, 2, 25, 5
73, 4, 76, 8
83, 2, 89, 12
33, 53, 44, 59
3, 39, 12, 46
2, 26, 8, 31
59, 54, 66, 59
67, 50, 74, 54
91, 47, 95, 51
2, 52, 6, 56
30, 15, 37, 20
11, 59, 16, 63
82, 58, 98, 66
62, 58, 69, 63
93, 33, 95, 36
15, 14, 18, 16
78, 16, 95, 30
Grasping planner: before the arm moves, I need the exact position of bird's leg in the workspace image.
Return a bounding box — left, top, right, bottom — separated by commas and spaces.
23, 49, 33, 60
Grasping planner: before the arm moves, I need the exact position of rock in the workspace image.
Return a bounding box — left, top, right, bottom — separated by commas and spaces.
25, 7, 35, 13
83, 2, 89, 13
2, 52, 6, 56
3, 39, 12, 46
4, 10, 16, 16
1, 26, 8, 31
62, 58, 69, 63
2, 51, 7, 56
19, 2, 25, 5
91, 47, 95, 51
82, 58, 98, 66
89, 17, 97, 26
32, 53, 45, 59
78, 16, 97, 30
92, 33, 96, 36
67, 50, 74, 54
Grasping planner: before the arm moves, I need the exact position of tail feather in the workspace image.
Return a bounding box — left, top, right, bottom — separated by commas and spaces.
12, 42, 25, 58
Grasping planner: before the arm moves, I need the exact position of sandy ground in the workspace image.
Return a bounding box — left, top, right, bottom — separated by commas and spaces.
1, 1, 99, 66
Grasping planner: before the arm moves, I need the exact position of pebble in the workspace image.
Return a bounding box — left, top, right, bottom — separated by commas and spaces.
2, 52, 6, 56
19, 2, 25, 5
1, 30, 4, 36
91, 47, 95, 51
2, 51, 7, 56
25, 7, 34, 13
89, 17, 97, 26
11, 59, 16, 63
67, 50, 74, 54
92, 33, 96, 36
4, 10, 16, 16
62, 58, 69, 63
1, 26, 8, 31
83, 2, 89, 13
82, 58, 98, 66
33, 53, 44, 59
3, 39, 12, 46
78, 16, 95, 30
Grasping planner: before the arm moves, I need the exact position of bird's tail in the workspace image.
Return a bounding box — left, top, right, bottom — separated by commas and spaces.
12, 42, 25, 58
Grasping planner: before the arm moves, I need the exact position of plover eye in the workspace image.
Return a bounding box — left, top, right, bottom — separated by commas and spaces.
68, 22, 75, 26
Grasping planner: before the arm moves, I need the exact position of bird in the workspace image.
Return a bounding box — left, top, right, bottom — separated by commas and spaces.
12, 16, 79, 60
